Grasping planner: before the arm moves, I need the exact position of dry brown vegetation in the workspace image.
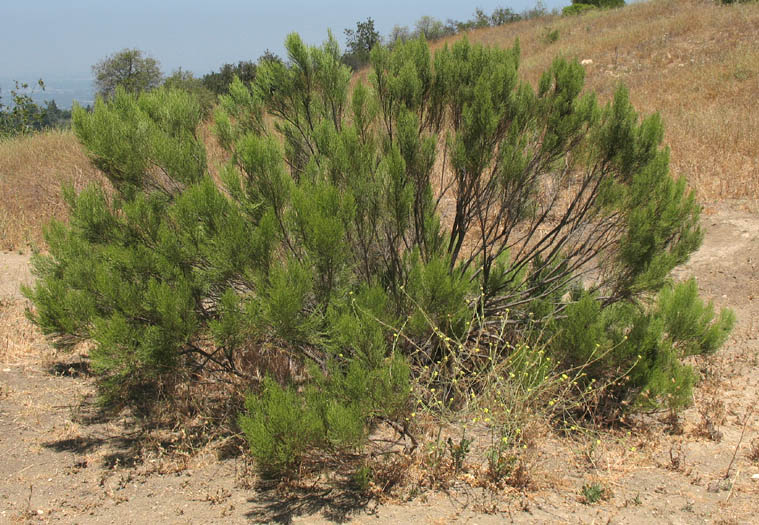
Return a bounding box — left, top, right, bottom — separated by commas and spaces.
0, 130, 104, 251
1, 1, 757, 253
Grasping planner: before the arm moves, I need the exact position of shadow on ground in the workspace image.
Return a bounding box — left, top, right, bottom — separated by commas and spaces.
48, 360, 92, 378
245, 478, 375, 524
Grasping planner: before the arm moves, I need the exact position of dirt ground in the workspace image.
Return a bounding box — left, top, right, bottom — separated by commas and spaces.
1, 200, 758, 524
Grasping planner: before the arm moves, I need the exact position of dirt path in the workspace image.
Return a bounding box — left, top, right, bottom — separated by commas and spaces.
1, 201, 758, 524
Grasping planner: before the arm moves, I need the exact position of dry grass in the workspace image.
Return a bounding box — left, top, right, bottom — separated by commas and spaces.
0, 130, 105, 251
0, 298, 50, 365
428, 0, 759, 201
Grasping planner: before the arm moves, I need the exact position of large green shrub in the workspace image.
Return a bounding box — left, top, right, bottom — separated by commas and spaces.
25, 33, 732, 476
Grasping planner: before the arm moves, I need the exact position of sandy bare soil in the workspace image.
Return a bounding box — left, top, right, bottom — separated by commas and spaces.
1, 200, 758, 524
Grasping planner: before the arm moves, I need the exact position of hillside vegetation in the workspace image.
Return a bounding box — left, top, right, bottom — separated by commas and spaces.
433, 0, 758, 202
1, 0, 756, 252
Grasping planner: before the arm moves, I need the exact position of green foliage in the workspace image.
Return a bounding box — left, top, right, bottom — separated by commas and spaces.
200, 56, 282, 96
351, 463, 374, 491
564, 0, 624, 16
582, 482, 606, 504
27, 31, 732, 478
343, 18, 381, 70
563, 4, 597, 16
387, 7, 523, 49
541, 27, 560, 44
0, 80, 55, 137
92, 48, 163, 99
25, 87, 207, 404
239, 377, 325, 476
240, 332, 410, 475
447, 433, 472, 472
163, 68, 216, 117
572, 0, 625, 7
38, 100, 72, 129
71, 87, 206, 195
445, 7, 522, 35
414, 16, 451, 40
551, 280, 734, 410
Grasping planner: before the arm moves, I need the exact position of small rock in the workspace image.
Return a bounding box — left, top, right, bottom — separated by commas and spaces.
581, 59, 593, 65
37, 510, 44, 515
707, 480, 721, 493
2, 368, 10, 372
752, 473, 759, 480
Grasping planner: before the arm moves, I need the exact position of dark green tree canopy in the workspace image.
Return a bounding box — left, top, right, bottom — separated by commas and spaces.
200, 53, 282, 96
92, 48, 163, 99
201, 60, 257, 95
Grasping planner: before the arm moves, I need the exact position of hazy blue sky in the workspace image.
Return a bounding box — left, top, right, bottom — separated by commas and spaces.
2, 0, 568, 79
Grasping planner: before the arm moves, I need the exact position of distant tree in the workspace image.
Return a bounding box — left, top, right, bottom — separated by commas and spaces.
92, 48, 162, 99
387, 25, 412, 48
523, 0, 549, 19
490, 8, 522, 25
39, 100, 72, 129
0, 80, 47, 136
414, 15, 450, 40
0, 80, 73, 135
201, 60, 257, 95
258, 49, 283, 66
472, 8, 492, 28
571, 0, 625, 7
342, 18, 380, 69
445, 7, 521, 34
164, 68, 216, 116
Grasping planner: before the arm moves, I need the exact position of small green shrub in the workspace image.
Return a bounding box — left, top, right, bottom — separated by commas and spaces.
582, 482, 607, 504
549, 280, 734, 411
541, 28, 560, 44
351, 463, 374, 492
447, 433, 472, 472
572, 0, 625, 7
563, 4, 597, 16
564, 0, 624, 15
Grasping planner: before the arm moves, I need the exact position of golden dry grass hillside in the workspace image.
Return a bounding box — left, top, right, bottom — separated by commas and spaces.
0, 130, 104, 251
433, 0, 759, 201
1, 0, 757, 251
